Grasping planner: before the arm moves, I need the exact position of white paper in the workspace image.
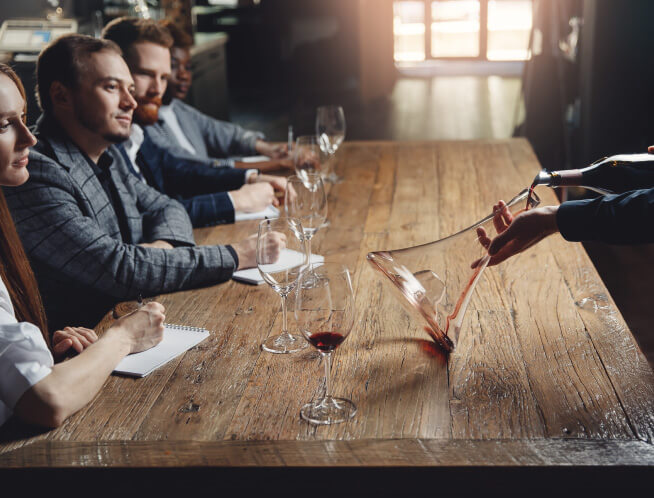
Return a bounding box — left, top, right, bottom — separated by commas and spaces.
113, 325, 209, 377
232, 249, 324, 285
240, 155, 271, 163
234, 205, 279, 222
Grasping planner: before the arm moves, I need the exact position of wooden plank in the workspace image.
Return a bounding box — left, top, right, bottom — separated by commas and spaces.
548, 239, 654, 442
1, 439, 653, 467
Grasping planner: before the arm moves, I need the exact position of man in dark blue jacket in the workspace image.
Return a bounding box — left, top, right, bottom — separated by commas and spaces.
476, 152, 654, 266
103, 17, 287, 227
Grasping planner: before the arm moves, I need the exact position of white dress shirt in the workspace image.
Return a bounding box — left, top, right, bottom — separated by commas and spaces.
0, 276, 53, 426
123, 123, 146, 181
158, 104, 197, 155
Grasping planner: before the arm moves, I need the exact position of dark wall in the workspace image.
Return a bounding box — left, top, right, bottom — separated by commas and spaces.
579, 0, 654, 164
196, 0, 362, 98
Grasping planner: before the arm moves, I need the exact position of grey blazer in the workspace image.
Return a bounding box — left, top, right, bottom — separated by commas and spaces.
145, 98, 264, 159
4, 122, 238, 331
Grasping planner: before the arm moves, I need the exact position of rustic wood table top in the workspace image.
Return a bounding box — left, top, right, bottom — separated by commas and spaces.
1, 140, 653, 476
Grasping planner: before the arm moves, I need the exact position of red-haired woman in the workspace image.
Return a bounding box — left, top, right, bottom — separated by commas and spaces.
0, 63, 165, 428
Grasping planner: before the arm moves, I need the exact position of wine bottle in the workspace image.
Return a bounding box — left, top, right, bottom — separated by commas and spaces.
532, 153, 654, 195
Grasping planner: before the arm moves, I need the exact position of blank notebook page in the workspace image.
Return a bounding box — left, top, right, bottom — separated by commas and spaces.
113, 325, 209, 377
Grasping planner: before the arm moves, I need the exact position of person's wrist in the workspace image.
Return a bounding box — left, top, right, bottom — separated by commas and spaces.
246, 170, 259, 183
542, 205, 560, 235
103, 324, 133, 356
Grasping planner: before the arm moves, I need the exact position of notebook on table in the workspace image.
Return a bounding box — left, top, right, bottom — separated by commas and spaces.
234, 205, 279, 222
113, 324, 210, 377
232, 249, 324, 285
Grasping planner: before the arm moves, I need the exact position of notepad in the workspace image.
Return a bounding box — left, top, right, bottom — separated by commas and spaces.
234, 205, 279, 222
240, 155, 271, 163
232, 249, 324, 285
113, 324, 209, 377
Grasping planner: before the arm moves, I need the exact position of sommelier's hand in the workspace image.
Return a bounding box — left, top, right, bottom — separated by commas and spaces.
472, 201, 560, 268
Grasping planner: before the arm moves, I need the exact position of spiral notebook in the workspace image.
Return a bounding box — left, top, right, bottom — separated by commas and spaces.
113, 324, 210, 377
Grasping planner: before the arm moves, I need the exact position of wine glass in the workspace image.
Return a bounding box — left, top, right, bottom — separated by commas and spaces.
295, 263, 356, 425
257, 217, 309, 354
294, 135, 329, 183
315, 105, 346, 183
285, 174, 327, 271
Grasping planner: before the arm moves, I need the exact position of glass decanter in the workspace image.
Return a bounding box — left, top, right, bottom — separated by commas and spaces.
367, 189, 540, 352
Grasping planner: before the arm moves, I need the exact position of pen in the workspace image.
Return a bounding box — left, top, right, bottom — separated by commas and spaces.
287, 125, 293, 153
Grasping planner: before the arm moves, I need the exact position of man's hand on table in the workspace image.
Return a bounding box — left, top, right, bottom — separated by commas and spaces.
231, 231, 287, 270
473, 201, 560, 268
139, 240, 174, 249
255, 140, 288, 159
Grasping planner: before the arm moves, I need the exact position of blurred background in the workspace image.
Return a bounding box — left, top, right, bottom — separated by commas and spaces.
1, 0, 653, 362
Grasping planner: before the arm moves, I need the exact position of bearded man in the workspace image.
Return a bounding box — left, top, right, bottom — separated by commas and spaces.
101, 17, 288, 227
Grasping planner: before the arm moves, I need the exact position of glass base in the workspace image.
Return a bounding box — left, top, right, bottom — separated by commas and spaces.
300, 396, 357, 425
261, 333, 308, 354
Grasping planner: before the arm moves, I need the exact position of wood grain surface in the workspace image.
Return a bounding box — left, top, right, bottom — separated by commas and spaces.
1, 140, 653, 468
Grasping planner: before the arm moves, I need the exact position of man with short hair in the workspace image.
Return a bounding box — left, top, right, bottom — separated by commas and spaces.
102, 17, 287, 228
4, 34, 281, 330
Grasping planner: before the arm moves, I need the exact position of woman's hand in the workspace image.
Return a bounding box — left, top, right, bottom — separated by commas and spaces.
107, 301, 166, 354
52, 327, 98, 359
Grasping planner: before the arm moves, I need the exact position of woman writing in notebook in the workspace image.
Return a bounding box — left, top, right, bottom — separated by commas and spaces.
0, 63, 165, 428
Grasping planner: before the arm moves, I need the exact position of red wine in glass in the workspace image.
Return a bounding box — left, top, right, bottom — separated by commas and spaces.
308, 331, 345, 352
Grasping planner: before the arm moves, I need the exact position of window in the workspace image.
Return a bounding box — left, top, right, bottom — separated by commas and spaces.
393, 0, 533, 62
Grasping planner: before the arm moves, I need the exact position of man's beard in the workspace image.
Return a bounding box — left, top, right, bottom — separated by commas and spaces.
134, 95, 162, 126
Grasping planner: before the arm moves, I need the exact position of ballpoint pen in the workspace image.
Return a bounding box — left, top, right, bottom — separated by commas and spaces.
287, 125, 293, 153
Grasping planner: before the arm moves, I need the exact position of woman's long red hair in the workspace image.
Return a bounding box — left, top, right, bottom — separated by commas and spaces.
0, 63, 49, 346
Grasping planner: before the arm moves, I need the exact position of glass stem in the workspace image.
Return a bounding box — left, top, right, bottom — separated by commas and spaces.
322, 351, 332, 400
305, 234, 313, 263
280, 294, 291, 340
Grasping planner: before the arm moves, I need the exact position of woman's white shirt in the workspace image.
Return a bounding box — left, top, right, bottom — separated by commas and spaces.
0, 276, 53, 426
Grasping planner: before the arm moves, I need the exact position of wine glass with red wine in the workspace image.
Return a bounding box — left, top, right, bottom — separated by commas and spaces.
294, 263, 356, 424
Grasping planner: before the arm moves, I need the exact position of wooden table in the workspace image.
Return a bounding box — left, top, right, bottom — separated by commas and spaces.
1, 140, 653, 493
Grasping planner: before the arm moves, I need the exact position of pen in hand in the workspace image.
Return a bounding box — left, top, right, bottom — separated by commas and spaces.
112, 294, 144, 319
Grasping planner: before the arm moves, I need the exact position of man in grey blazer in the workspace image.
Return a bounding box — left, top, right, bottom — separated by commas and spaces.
147, 20, 291, 171
4, 35, 282, 331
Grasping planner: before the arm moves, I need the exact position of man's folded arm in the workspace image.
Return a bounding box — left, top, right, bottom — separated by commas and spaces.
152, 140, 248, 194
176, 100, 263, 157
176, 192, 235, 227
5, 175, 237, 300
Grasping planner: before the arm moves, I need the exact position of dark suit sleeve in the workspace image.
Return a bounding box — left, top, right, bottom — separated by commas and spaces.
178, 191, 235, 227
5, 155, 238, 301
557, 188, 654, 243
148, 139, 248, 195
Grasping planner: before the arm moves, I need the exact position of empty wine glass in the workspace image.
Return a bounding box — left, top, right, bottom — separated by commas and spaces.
295, 263, 356, 425
257, 217, 309, 354
285, 174, 327, 271
315, 105, 346, 183
294, 135, 329, 183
